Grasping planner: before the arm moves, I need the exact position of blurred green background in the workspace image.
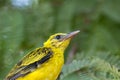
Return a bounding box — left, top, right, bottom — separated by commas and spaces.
0, 0, 120, 80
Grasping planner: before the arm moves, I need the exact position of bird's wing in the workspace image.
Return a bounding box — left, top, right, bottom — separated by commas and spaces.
5, 47, 53, 80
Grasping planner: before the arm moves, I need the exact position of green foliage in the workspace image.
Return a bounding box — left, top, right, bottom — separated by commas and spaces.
0, 0, 120, 80
0, 9, 24, 78
61, 57, 120, 80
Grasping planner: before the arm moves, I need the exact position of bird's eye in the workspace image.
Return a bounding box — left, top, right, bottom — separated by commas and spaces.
55, 35, 61, 40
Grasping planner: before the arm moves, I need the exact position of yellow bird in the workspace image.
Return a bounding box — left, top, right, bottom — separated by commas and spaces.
5, 30, 80, 80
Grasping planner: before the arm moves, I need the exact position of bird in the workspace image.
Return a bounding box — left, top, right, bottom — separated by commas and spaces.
5, 30, 80, 80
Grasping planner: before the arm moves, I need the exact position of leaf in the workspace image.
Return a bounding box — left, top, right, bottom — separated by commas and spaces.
61, 57, 120, 80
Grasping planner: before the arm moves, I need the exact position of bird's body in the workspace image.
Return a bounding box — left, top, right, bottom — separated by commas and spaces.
5, 30, 80, 80
19, 47, 64, 80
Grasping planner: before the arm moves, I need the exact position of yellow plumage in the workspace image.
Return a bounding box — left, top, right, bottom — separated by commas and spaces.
5, 30, 80, 80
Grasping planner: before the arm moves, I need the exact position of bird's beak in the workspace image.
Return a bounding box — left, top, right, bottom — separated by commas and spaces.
59, 30, 80, 41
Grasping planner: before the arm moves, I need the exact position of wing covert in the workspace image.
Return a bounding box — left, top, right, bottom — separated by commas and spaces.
5, 47, 53, 80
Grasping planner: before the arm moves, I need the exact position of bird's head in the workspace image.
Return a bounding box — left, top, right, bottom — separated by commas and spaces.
44, 30, 80, 51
